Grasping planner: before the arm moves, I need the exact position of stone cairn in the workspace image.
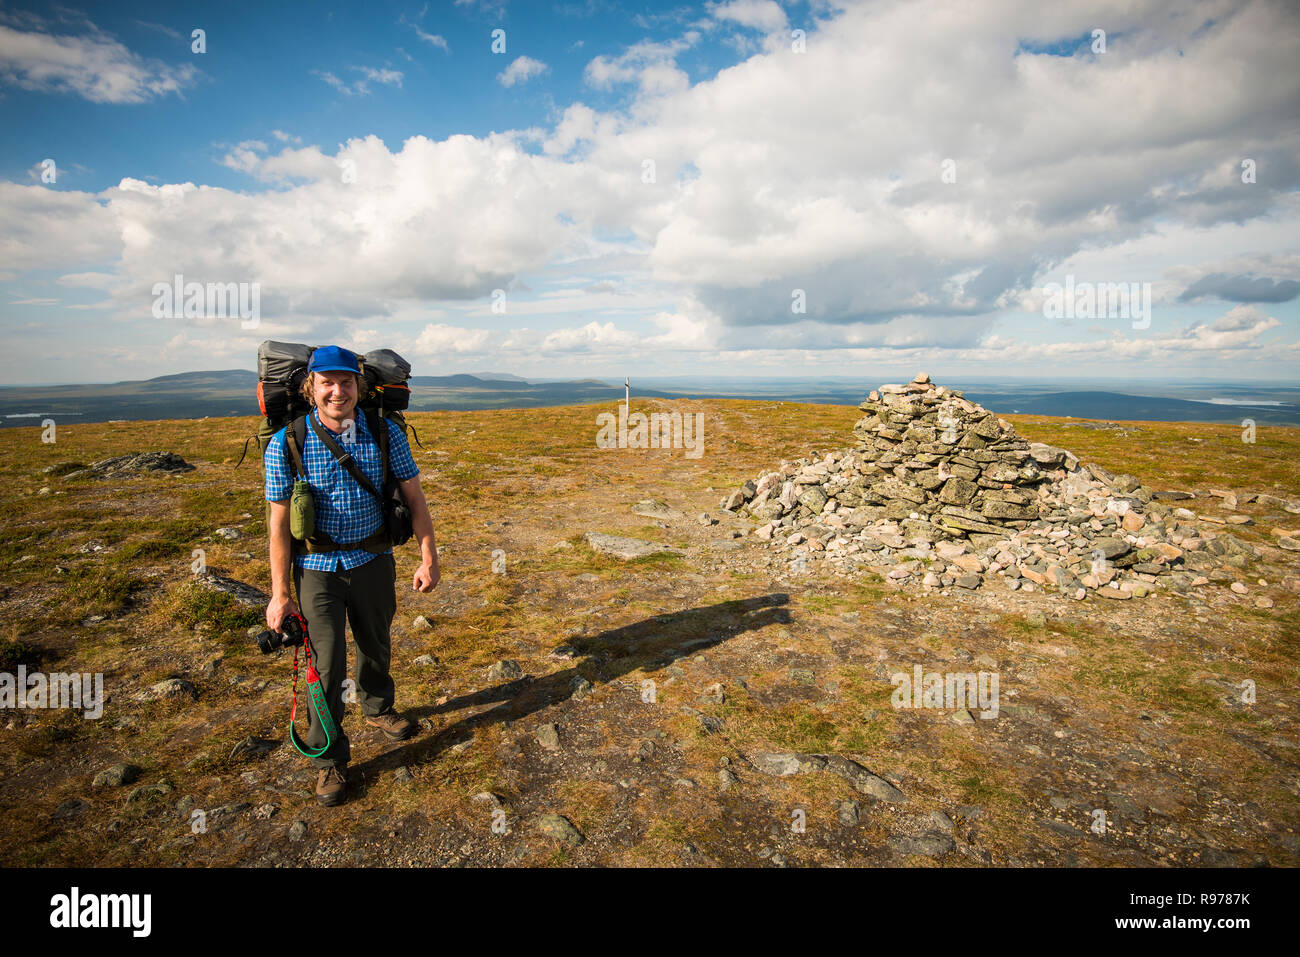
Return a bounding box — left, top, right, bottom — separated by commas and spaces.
720, 373, 1261, 599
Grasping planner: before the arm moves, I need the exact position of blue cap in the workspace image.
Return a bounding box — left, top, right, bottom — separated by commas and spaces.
308, 345, 361, 375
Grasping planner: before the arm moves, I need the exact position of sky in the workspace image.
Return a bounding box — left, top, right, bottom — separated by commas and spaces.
1, 0, 1298, 386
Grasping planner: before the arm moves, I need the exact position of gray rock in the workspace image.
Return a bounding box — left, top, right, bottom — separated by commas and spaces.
822, 755, 909, 803
536, 723, 560, 751
837, 800, 861, 826
749, 751, 827, 777
797, 486, 828, 514
135, 678, 197, 703
288, 821, 308, 842
698, 714, 724, 734
82, 451, 196, 477
631, 499, 684, 520
583, 532, 679, 560
487, 660, 523, 681
889, 831, 955, 858
124, 787, 166, 807
1092, 537, 1131, 560
698, 683, 725, 705
195, 573, 268, 608
536, 814, 584, 847
1110, 474, 1141, 494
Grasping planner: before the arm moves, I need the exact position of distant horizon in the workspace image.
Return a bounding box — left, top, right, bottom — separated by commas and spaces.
4, 367, 1300, 390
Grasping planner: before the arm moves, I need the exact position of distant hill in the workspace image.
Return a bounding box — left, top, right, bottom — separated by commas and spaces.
467, 371, 529, 382
0, 370, 670, 427
3, 370, 1298, 428
962, 390, 1300, 426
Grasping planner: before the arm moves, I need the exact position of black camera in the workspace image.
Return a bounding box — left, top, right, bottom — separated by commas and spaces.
255, 611, 308, 655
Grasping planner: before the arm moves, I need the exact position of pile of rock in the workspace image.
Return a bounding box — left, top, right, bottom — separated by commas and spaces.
57, 452, 196, 480
720, 373, 1272, 600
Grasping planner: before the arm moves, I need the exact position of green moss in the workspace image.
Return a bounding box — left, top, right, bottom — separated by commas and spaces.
158, 580, 262, 632
44, 566, 144, 626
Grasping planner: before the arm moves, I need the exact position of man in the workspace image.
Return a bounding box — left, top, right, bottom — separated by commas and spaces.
263, 345, 440, 807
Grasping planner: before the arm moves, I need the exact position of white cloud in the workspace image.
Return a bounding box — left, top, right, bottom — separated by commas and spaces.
0, 183, 120, 272
312, 66, 402, 96
0, 21, 197, 103
412, 27, 449, 51
415, 323, 492, 354
311, 69, 352, 95
708, 0, 789, 33
583, 36, 695, 96
57, 271, 120, 288
499, 56, 549, 87
542, 320, 640, 351
399, 5, 450, 51
358, 66, 403, 87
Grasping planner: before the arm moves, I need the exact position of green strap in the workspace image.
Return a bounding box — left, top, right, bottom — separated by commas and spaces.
288, 663, 336, 758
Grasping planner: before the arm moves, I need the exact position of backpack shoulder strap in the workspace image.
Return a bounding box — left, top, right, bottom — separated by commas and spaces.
286, 415, 308, 478
363, 407, 390, 488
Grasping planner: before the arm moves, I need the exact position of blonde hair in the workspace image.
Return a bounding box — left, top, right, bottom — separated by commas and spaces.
300, 370, 365, 408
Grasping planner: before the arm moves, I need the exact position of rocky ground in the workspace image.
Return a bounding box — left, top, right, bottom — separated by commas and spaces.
0, 397, 1297, 867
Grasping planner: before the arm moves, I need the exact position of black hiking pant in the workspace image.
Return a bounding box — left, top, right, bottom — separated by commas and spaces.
292, 552, 398, 769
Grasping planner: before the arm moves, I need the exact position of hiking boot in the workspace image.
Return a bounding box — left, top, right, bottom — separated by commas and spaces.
315, 764, 347, 807
365, 710, 415, 741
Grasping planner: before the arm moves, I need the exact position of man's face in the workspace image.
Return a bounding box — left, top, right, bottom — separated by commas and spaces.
313, 370, 359, 422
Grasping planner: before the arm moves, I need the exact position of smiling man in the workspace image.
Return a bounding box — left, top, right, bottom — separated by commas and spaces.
263, 345, 440, 807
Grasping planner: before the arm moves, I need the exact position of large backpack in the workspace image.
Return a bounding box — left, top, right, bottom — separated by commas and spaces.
236, 341, 421, 467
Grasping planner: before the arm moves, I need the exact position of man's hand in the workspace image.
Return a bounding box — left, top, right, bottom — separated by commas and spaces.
412, 562, 440, 592
266, 594, 300, 632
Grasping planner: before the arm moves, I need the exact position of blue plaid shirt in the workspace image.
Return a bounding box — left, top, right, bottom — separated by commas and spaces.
265, 408, 419, 572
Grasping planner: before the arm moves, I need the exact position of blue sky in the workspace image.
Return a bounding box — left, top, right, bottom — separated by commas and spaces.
2, 0, 1298, 385
1, 1, 757, 192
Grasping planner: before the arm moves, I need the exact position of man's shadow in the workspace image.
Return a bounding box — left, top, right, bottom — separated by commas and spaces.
346, 592, 792, 789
